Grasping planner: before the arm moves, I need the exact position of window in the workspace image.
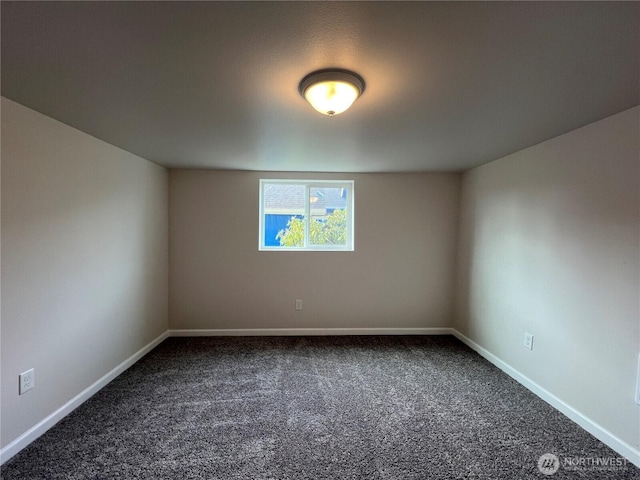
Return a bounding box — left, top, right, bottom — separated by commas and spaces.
259, 179, 354, 251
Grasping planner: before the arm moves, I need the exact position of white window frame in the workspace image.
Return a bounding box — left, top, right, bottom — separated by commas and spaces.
259, 179, 354, 251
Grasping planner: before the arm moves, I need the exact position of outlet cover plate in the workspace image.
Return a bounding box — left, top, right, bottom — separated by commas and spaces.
524, 332, 534, 351
19, 368, 34, 395
635, 354, 640, 405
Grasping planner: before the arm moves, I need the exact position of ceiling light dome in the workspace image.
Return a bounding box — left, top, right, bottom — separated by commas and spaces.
299, 69, 365, 117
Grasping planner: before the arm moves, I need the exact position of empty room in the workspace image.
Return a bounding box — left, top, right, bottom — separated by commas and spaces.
1, 1, 638, 478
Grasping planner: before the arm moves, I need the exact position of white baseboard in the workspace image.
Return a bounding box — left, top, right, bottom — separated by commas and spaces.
0, 331, 169, 465
450, 329, 640, 468
169, 327, 455, 337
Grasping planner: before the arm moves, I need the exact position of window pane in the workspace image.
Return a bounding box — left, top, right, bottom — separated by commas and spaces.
259, 180, 353, 251
309, 187, 348, 246
263, 183, 305, 247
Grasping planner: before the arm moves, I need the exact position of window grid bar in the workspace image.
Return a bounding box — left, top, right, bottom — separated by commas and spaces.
304, 184, 311, 248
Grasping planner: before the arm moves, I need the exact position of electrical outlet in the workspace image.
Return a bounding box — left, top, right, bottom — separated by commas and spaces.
19, 368, 35, 395
524, 332, 534, 351
635, 354, 640, 405
295, 299, 302, 310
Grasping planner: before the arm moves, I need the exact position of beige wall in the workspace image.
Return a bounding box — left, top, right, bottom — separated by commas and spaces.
0, 98, 169, 449
455, 107, 640, 451
169, 170, 460, 330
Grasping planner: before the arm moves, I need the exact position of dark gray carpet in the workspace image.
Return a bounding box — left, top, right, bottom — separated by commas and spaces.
1, 336, 638, 479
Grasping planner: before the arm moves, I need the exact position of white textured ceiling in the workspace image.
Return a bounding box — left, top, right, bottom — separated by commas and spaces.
2, 1, 638, 172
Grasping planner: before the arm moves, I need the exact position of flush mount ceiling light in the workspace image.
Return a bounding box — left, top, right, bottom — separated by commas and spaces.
299, 69, 365, 117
